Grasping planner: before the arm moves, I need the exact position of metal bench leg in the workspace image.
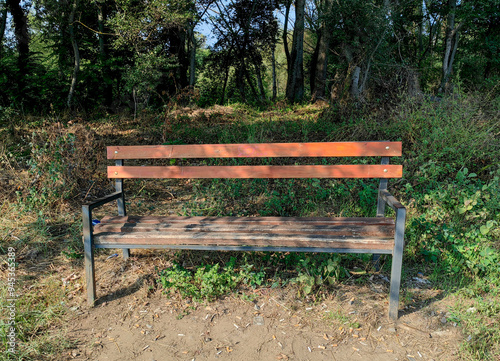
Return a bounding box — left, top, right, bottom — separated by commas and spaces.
83, 206, 96, 306
375, 158, 389, 274
372, 254, 381, 271
115, 160, 129, 260
118, 190, 129, 260
389, 207, 406, 320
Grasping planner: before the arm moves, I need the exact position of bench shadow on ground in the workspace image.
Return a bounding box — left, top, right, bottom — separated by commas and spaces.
94, 273, 155, 306
396, 278, 454, 320
90, 254, 453, 325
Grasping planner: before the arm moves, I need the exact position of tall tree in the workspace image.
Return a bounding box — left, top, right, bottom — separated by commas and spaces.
67, 0, 80, 108
95, 0, 113, 106
6, 0, 30, 93
188, 0, 213, 86
310, 0, 332, 101
107, 0, 195, 103
285, 0, 305, 103
208, 0, 278, 103
0, 0, 7, 46
438, 0, 462, 93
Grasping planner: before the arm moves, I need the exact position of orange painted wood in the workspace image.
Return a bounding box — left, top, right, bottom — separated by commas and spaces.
108, 164, 402, 179
93, 232, 394, 250
99, 216, 395, 226
107, 142, 402, 159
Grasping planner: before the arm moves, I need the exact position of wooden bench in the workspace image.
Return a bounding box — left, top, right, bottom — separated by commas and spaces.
82, 142, 406, 319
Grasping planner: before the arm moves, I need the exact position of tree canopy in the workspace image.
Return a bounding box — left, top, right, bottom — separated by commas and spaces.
0, 0, 498, 113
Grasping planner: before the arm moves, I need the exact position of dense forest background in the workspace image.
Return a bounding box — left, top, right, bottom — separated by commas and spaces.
1, 0, 498, 114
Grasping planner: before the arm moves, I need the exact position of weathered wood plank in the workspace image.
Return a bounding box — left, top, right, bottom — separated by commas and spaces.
93, 222, 394, 237
93, 232, 394, 250
108, 142, 402, 160
99, 216, 395, 226
108, 165, 403, 179
93, 243, 395, 254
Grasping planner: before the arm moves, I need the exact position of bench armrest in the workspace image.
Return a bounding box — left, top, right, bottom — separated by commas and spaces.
379, 190, 405, 211
82, 191, 124, 242
83, 191, 123, 212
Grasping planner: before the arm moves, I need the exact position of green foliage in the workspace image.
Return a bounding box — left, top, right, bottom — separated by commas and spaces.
0, 105, 18, 126
123, 48, 176, 108
406, 168, 500, 279
108, 0, 194, 50
291, 255, 349, 295
158, 258, 266, 301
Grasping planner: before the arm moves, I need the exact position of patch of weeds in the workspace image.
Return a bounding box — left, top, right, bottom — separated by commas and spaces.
16, 124, 105, 212
158, 258, 268, 301
449, 292, 500, 360
0, 278, 71, 360
405, 168, 500, 280
61, 243, 84, 260
324, 309, 360, 329
291, 255, 350, 295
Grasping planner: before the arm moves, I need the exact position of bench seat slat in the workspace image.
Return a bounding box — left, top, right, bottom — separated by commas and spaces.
93, 216, 395, 250
93, 244, 393, 254
94, 232, 394, 250
94, 222, 394, 237
99, 216, 396, 226
108, 142, 402, 159
108, 165, 403, 179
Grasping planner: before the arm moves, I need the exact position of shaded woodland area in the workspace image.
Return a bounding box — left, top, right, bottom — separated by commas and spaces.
0, 0, 498, 114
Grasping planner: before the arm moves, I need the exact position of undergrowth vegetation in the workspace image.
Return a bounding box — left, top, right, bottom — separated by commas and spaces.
0, 92, 499, 359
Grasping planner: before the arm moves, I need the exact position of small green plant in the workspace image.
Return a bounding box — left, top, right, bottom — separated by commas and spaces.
158, 258, 268, 301
291, 255, 349, 295
324, 309, 360, 329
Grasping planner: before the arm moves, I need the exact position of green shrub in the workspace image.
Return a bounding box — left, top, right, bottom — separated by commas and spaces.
158, 258, 266, 301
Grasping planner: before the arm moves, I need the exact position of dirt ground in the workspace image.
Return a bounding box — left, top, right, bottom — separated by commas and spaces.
59, 249, 463, 361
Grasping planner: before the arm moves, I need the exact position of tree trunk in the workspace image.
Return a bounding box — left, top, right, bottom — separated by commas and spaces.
177, 30, 189, 89
312, 28, 330, 100
282, 0, 291, 70
285, 0, 305, 103
188, 25, 196, 86
351, 66, 361, 99
97, 3, 112, 107
97, 4, 105, 60
241, 59, 259, 99
311, 0, 332, 101
67, 0, 80, 108
236, 68, 246, 100
271, 46, 277, 100
6, 0, 29, 91
0, 1, 7, 46
309, 32, 321, 97
417, 1, 424, 56
254, 62, 266, 100
438, 0, 461, 94
220, 63, 230, 104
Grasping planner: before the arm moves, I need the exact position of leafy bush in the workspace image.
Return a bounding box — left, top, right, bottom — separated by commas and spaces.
291, 255, 350, 295
406, 168, 500, 279
158, 258, 266, 301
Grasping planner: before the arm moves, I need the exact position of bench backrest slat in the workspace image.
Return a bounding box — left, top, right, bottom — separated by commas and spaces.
107, 142, 401, 159
108, 164, 402, 179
